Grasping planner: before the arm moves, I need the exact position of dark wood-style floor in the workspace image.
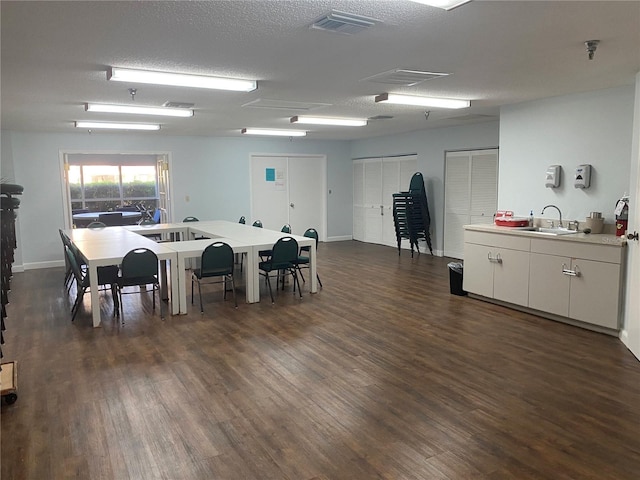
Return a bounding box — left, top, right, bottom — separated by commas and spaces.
2, 240, 639, 479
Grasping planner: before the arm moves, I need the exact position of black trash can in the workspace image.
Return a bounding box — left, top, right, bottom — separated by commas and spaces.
447, 262, 467, 296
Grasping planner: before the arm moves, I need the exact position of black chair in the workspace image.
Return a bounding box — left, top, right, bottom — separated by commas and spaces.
183, 216, 207, 241
238, 216, 246, 224
252, 220, 262, 228
258, 236, 302, 303
59, 229, 74, 291
294, 228, 323, 288
65, 245, 119, 321
259, 224, 291, 261
191, 242, 237, 313
117, 248, 163, 323
98, 212, 124, 226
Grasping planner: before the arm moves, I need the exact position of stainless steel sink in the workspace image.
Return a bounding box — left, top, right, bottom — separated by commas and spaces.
522, 227, 579, 236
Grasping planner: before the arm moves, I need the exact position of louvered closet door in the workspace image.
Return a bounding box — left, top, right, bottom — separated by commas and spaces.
444, 149, 498, 259
470, 152, 498, 225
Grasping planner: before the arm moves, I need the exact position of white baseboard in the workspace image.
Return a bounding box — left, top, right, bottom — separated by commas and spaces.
326, 235, 352, 242
22, 260, 65, 271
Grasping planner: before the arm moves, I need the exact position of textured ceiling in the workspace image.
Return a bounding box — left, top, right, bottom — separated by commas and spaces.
1, 1, 639, 141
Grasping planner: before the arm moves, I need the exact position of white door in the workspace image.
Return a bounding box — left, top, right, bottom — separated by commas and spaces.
353, 155, 418, 248
444, 149, 498, 259
289, 156, 325, 237
250, 155, 326, 238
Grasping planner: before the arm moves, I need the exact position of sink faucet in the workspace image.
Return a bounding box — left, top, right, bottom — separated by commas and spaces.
541, 204, 563, 227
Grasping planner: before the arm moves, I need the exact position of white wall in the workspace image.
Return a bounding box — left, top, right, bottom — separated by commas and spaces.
499, 85, 635, 225
349, 122, 500, 255
0, 131, 352, 269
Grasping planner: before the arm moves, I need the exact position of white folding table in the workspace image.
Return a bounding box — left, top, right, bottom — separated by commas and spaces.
68, 230, 179, 327
164, 238, 254, 314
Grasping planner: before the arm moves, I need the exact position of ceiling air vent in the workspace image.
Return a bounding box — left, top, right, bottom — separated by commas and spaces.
242, 98, 331, 111
310, 10, 380, 35
163, 101, 195, 108
362, 69, 449, 87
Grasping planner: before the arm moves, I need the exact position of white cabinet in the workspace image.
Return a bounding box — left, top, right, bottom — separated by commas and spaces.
464, 229, 625, 332
529, 239, 623, 329
463, 231, 530, 307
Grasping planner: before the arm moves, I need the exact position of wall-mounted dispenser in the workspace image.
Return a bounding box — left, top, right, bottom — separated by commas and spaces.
574, 164, 592, 189
545, 165, 561, 188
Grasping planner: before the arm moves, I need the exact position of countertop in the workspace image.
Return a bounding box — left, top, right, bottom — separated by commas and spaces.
464, 223, 626, 248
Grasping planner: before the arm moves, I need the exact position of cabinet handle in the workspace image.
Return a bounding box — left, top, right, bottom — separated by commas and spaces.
487, 252, 503, 264
561, 263, 580, 277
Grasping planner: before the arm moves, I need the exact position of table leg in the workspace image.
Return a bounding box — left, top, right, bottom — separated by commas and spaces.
178, 254, 188, 314
160, 259, 169, 301
89, 265, 101, 328
246, 247, 258, 303
309, 243, 318, 294
169, 257, 180, 315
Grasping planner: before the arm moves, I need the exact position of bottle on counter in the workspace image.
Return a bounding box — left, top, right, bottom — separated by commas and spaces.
529, 210, 534, 227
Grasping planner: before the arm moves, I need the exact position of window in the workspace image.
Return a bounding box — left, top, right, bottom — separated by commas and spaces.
63, 152, 171, 228
69, 164, 158, 213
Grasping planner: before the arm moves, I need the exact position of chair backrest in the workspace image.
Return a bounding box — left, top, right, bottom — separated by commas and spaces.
269, 236, 299, 267
87, 221, 107, 229
238, 216, 246, 224
152, 208, 162, 224
252, 220, 263, 228
59, 228, 71, 248
98, 212, 123, 226
121, 248, 159, 280
301, 228, 319, 252
64, 245, 85, 285
183, 216, 199, 222
281, 224, 291, 234
200, 242, 234, 276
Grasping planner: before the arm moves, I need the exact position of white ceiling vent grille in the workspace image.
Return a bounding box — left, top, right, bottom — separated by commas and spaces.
163, 101, 195, 108
242, 98, 331, 112
362, 69, 449, 86
310, 10, 379, 35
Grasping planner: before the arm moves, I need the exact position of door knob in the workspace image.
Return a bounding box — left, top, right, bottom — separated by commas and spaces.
627, 231, 639, 241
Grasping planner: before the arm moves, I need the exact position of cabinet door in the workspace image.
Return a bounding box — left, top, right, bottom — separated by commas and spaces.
569, 259, 621, 329
493, 248, 530, 307
463, 242, 494, 298
529, 253, 571, 317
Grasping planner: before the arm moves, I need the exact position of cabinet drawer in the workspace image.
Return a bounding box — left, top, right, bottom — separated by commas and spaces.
465, 231, 530, 251
530, 238, 622, 264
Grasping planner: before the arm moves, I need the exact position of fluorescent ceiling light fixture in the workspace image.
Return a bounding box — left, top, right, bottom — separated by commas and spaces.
108, 67, 257, 92
241, 128, 306, 137
75, 121, 160, 131
290, 116, 367, 127
85, 103, 193, 117
375, 93, 470, 109
407, 0, 473, 11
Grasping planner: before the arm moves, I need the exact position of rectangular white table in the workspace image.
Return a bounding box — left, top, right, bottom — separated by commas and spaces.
65, 220, 317, 324
66, 228, 179, 327
186, 221, 318, 303
164, 237, 254, 314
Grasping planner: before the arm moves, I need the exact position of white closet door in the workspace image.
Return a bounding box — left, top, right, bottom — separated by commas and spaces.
381, 159, 400, 246
363, 159, 383, 244
353, 161, 365, 241
444, 149, 498, 259
470, 152, 498, 225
